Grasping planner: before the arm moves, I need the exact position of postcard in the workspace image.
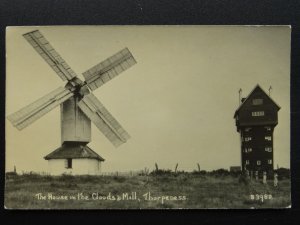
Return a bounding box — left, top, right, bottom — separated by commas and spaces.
5, 26, 291, 209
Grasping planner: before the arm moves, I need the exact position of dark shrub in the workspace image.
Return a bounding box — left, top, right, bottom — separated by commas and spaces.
274, 168, 290, 180
50, 182, 78, 188
113, 176, 126, 182
238, 174, 250, 185
229, 171, 242, 177
5, 172, 17, 180
58, 173, 75, 182
150, 169, 173, 176
210, 169, 230, 177
200, 170, 207, 175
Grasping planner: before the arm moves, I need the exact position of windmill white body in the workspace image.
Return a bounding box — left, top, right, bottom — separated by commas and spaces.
7, 30, 136, 175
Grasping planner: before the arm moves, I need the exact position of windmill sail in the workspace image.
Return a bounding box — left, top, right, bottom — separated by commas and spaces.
23, 30, 77, 81
82, 48, 136, 91
7, 87, 74, 130
77, 93, 130, 147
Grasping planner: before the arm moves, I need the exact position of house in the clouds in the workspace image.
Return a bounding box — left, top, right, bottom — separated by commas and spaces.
234, 84, 280, 175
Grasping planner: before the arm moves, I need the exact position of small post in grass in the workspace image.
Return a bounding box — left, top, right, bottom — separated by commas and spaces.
255, 171, 259, 181
174, 163, 178, 173
197, 163, 201, 173
144, 167, 149, 175
263, 171, 267, 184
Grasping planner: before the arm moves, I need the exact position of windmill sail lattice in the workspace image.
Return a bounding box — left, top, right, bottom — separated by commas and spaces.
8, 87, 74, 130
23, 30, 77, 81
83, 47, 136, 91
8, 30, 137, 149
78, 93, 130, 147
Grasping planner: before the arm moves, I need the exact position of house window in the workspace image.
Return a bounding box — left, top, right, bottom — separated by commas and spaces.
265, 147, 272, 152
245, 148, 252, 153
252, 98, 263, 105
245, 160, 250, 165
252, 111, 265, 117
65, 159, 72, 169
265, 126, 271, 131
245, 127, 252, 132
244, 137, 252, 142
265, 136, 272, 141
268, 159, 272, 164
257, 160, 261, 166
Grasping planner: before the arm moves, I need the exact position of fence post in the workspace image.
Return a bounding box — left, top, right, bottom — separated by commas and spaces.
197, 163, 201, 172
175, 163, 178, 173
155, 163, 159, 172
144, 167, 149, 175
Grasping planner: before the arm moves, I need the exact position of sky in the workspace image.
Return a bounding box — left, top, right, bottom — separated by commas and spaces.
5, 26, 291, 173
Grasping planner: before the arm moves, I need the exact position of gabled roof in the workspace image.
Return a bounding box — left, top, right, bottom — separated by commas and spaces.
234, 84, 281, 118
44, 143, 105, 161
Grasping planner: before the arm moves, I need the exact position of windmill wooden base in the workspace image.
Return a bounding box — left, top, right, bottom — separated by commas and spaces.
44, 96, 104, 175
44, 142, 104, 175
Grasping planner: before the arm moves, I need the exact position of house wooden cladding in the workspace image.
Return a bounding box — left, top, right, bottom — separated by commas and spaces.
234, 85, 280, 174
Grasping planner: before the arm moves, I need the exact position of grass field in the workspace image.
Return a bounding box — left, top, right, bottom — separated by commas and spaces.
5, 173, 291, 209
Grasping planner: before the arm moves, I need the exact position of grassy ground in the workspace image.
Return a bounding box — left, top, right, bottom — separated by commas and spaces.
5, 173, 291, 209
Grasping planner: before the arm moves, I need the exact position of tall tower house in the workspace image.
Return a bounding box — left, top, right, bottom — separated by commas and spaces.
234, 85, 280, 174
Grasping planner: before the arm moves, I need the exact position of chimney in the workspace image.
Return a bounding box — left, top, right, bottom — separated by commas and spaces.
238, 88, 242, 106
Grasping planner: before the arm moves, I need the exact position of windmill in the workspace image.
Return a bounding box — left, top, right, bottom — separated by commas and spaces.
7, 30, 137, 175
